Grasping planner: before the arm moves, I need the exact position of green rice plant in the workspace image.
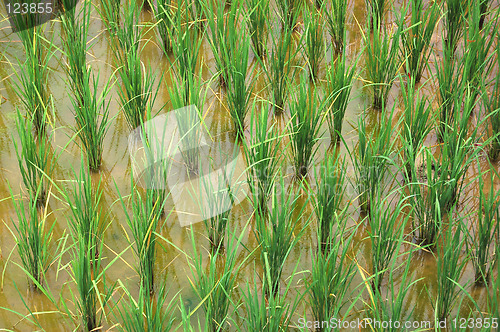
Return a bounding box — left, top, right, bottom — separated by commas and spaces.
324, 0, 348, 53
324, 51, 356, 144
435, 221, 468, 321
365, 0, 387, 29
435, 41, 460, 141
241, 262, 303, 331
443, 0, 467, 54
114, 279, 176, 331
400, 0, 439, 83
350, 106, 396, 213
289, 76, 325, 179
71, 70, 112, 171
367, 248, 419, 332
115, 0, 159, 130
462, 0, 497, 101
363, 12, 404, 110
10, 24, 52, 133
483, 42, 500, 161
222, 23, 254, 139
118, 178, 168, 295
13, 110, 51, 207
246, 0, 269, 58
400, 75, 433, 181
275, 0, 301, 30
479, 0, 493, 29
307, 211, 358, 329
243, 102, 284, 216
465, 167, 499, 285
154, 0, 174, 54
188, 223, 248, 332
9, 184, 54, 290
98, 0, 121, 34
368, 189, 410, 291
303, 5, 325, 82
261, 25, 297, 114
254, 177, 307, 297
313, 154, 347, 252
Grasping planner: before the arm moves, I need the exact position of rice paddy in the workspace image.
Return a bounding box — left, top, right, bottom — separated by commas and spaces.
1, 0, 500, 330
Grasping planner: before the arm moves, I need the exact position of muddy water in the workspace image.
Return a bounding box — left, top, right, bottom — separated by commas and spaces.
0, 0, 499, 330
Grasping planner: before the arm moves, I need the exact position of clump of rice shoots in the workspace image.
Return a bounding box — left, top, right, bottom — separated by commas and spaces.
154, 0, 174, 54
368, 189, 410, 291
246, 0, 269, 58
119, 179, 168, 295
262, 25, 296, 114
115, 0, 159, 130
400, 0, 439, 83
114, 279, 176, 331
243, 103, 284, 217
351, 107, 395, 213
467, 168, 499, 285
222, 23, 254, 139
71, 71, 112, 171
479, 0, 492, 29
363, 12, 404, 110
435, 220, 468, 321
365, 0, 387, 29
400, 76, 433, 181
289, 76, 324, 179
303, 5, 325, 82
324, 0, 348, 54
9, 185, 54, 290
308, 211, 357, 328
13, 110, 51, 207
254, 178, 307, 297
483, 42, 500, 161
313, 154, 347, 252
276, 0, 301, 30
188, 225, 246, 332
324, 51, 356, 144
98, 0, 121, 34
443, 0, 467, 54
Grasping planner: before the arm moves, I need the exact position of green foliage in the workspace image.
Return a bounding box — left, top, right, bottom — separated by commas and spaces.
246, 0, 269, 57
303, 5, 325, 82
324, 0, 348, 53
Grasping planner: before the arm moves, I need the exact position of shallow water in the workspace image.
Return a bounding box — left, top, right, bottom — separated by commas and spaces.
0, 0, 499, 330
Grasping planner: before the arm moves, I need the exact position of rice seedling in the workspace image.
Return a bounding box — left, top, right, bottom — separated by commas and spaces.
71, 70, 112, 171
9, 184, 54, 290
118, 177, 168, 295
289, 75, 325, 179
350, 106, 395, 213
462, 0, 497, 100
241, 262, 303, 331
400, 75, 433, 181
154, 0, 174, 54
483, 42, 500, 161
13, 109, 51, 207
368, 188, 410, 291
261, 25, 297, 114
324, 0, 348, 53
222, 23, 254, 139
324, 51, 356, 144
246, 0, 269, 58
275, 0, 301, 30
98, 0, 121, 34
313, 154, 347, 252
479, 0, 493, 29
114, 279, 177, 331
243, 102, 284, 216
188, 223, 249, 332
465, 167, 499, 285
443, 0, 467, 54
115, 0, 159, 130
10, 23, 52, 133
303, 5, 325, 82
254, 177, 308, 297
435, 220, 468, 321
365, 0, 387, 29
363, 12, 404, 110
400, 0, 439, 83
307, 211, 358, 329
